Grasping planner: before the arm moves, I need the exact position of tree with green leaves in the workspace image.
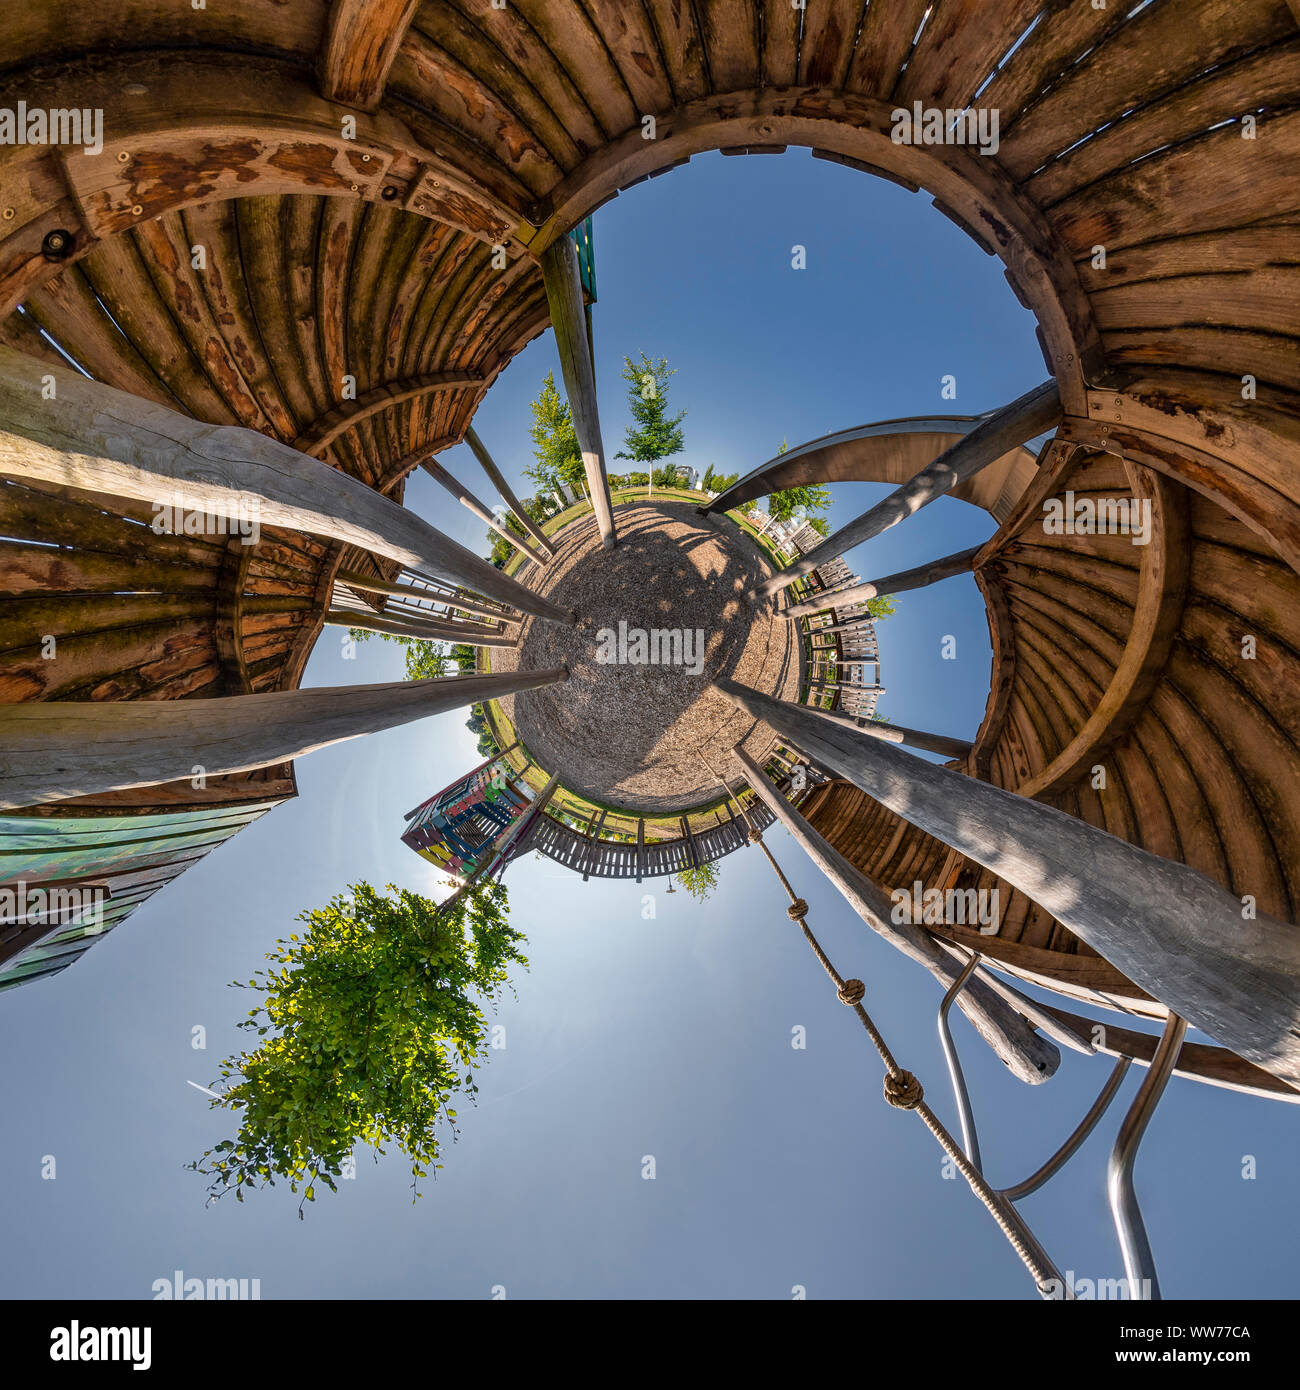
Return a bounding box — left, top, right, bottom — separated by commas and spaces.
189, 881, 527, 1214
615, 353, 685, 464
675, 861, 719, 902
768, 482, 832, 524
701, 464, 739, 493
466, 703, 498, 757
524, 371, 584, 495
348, 628, 449, 681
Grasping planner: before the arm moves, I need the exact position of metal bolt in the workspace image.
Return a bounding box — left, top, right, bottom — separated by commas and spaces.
431, 180, 440, 188
350, 183, 359, 192
2, 208, 13, 221
361, 153, 371, 161
117, 151, 130, 163
41, 228, 75, 260
131, 204, 143, 216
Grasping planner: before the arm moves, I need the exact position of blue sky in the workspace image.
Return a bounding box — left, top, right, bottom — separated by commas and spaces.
1, 150, 1294, 1300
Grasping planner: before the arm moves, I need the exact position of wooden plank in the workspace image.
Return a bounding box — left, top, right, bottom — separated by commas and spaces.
894, 0, 1042, 111
797, 0, 868, 89
999, 0, 1295, 182
1027, 38, 1300, 206
319, 0, 420, 111
846, 0, 932, 97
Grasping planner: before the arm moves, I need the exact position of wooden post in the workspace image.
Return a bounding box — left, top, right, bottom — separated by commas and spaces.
730, 745, 1059, 1084
0, 345, 574, 626
636, 817, 645, 883
0, 668, 567, 811
335, 568, 515, 624
783, 546, 982, 620
806, 705, 973, 760
421, 457, 549, 566
463, 426, 555, 558
717, 679, 1300, 1086
760, 381, 1061, 597
539, 235, 617, 549
324, 610, 516, 646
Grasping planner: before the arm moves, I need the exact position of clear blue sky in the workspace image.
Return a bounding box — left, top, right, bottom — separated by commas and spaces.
1, 150, 1293, 1300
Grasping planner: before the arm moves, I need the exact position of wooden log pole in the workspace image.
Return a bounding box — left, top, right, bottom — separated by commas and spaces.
716, 679, 1300, 1086
730, 745, 1059, 1085
759, 381, 1062, 597
463, 426, 555, 559
783, 546, 982, 620
421, 457, 549, 566
0, 345, 574, 626
324, 610, 516, 646
539, 235, 617, 549
0, 668, 567, 811
334, 568, 515, 623
805, 705, 973, 760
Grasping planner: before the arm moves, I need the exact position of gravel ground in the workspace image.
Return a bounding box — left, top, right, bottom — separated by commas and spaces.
494, 502, 802, 814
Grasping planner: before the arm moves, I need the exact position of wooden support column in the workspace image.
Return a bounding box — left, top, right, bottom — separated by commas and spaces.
539, 236, 617, 549
760, 381, 1062, 597
783, 546, 982, 620
730, 745, 1058, 1084
421, 457, 549, 566
717, 679, 1300, 1087
0, 668, 568, 811
0, 345, 573, 626
807, 705, 973, 760
464, 427, 555, 559
335, 568, 515, 624
324, 610, 516, 647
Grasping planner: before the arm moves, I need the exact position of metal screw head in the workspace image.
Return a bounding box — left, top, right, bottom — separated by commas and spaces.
361, 153, 371, 162
431, 180, 440, 188
380, 185, 399, 201
116, 151, 130, 163
41, 228, 74, 260
2, 208, 13, 221
350, 183, 359, 192
131, 204, 143, 216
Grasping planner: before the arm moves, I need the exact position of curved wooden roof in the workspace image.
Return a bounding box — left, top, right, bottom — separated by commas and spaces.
706, 416, 1042, 525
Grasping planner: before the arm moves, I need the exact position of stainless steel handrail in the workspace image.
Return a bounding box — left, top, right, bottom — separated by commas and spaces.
937, 950, 984, 1171
1107, 1012, 1187, 1300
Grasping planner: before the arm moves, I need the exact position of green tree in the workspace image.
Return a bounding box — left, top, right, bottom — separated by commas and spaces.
675, 861, 719, 901
806, 515, 830, 537
702, 464, 739, 493
189, 881, 527, 1213
768, 482, 831, 524
864, 594, 897, 621
348, 628, 449, 681
525, 371, 584, 494
615, 353, 685, 464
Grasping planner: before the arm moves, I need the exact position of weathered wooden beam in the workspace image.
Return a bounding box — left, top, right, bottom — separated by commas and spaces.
334, 568, 515, 624
319, 0, 420, 111
0, 669, 567, 811
806, 706, 973, 760
783, 546, 981, 620
731, 745, 1059, 1084
421, 458, 548, 566
325, 610, 516, 647
464, 426, 555, 558
1039, 1005, 1300, 1106
760, 382, 1062, 597
0, 346, 574, 626
716, 679, 1300, 1087
539, 235, 617, 549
